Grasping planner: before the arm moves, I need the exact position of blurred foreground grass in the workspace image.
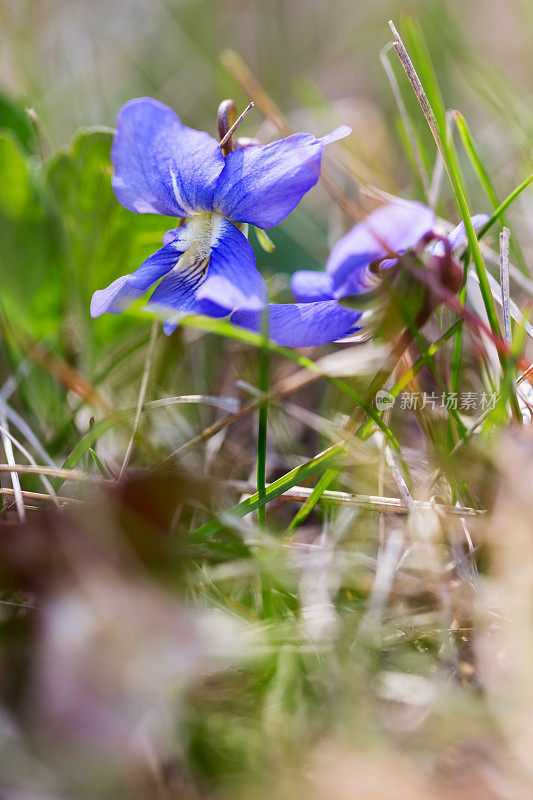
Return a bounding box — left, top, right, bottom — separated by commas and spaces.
1, 1, 533, 798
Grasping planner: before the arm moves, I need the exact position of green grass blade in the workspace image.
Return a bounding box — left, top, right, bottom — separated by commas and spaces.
192, 443, 344, 540
453, 111, 499, 207
89, 447, 110, 478
389, 18, 502, 342
478, 174, 533, 239
453, 110, 528, 273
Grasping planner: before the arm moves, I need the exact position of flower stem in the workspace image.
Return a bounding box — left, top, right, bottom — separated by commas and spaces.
256, 309, 269, 527
192, 321, 463, 540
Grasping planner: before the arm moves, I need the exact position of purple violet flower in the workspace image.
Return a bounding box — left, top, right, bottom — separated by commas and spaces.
290, 201, 489, 305
90, 97, 351, 339
233, 202, 488, 346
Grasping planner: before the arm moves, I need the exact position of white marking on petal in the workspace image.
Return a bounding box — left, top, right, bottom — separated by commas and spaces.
169, 167, 189, 216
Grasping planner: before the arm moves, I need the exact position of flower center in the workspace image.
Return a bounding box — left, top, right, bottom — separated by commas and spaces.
172, 212, 225, 287
184, 212, 222, 260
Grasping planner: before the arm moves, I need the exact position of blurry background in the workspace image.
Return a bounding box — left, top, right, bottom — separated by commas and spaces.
2, 0, 532, 278
2, 0, 532, 321
1, 2, 533, 799
2, 0, 532, 147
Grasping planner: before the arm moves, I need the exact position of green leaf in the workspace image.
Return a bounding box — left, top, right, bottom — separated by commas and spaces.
0, 89, 35, 152
0, 130, 60, 339
0, 131, 33, 219
45, 127, 178, 363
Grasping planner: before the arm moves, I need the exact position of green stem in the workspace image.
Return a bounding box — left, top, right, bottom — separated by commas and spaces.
256, 311, 269, 527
